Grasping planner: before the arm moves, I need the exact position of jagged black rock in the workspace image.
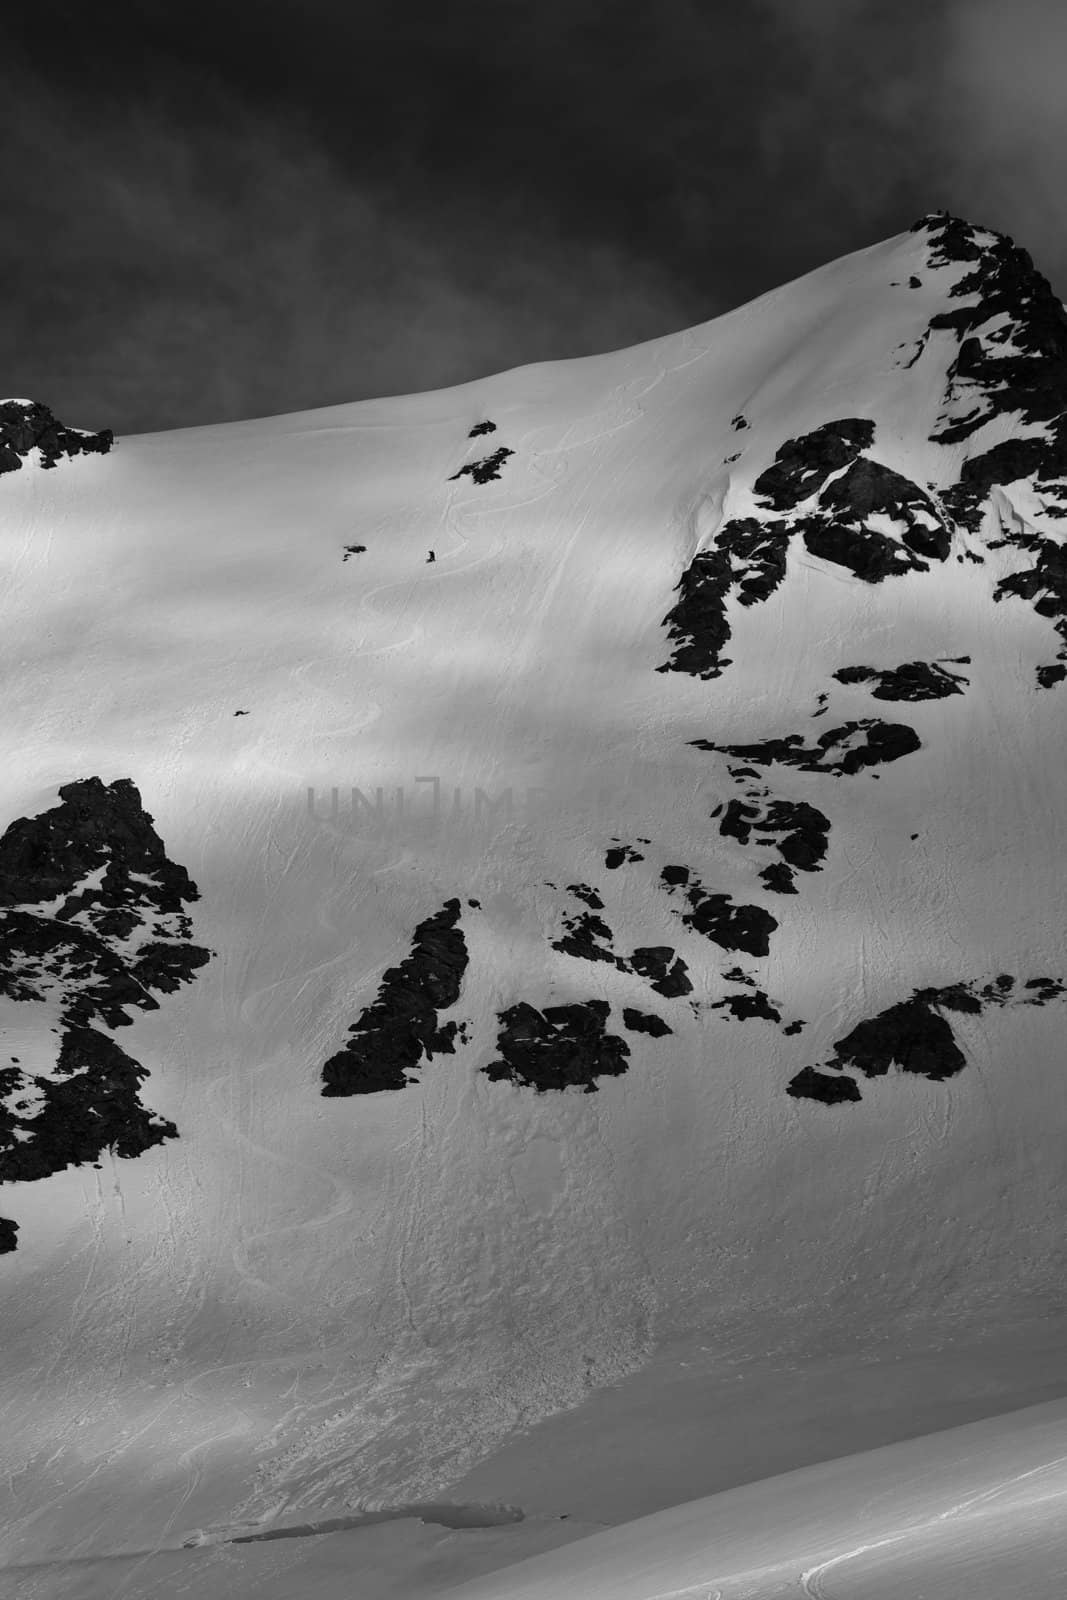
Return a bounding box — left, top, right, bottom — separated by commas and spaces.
552, 908, 619, 966
718, 795, 830, 894
711, 991, 781, 1022
621, 1007, 673, 1037
660, 865, 777, 957
788, 972, 1066, 1104
834, 661, 968, 700
0, 399, 112, 475
693, 719, 921, 777
628, 946, 693, 997
483, 1000, 629, 1093
0, 777, 200, 927
449, 447, 514, 484
658, 417, 952, 682
605, 842, 645, 869
550, 893, 698, 1007
788, 1066, 862, 1104
0, 1028, 178, 1183
797, 458, 951, 580
321, 899, 468, 1095
911, 212, 1067, 683
0, 780, 211, 1243
657, 519, 791, 679
752, 419, 875, 512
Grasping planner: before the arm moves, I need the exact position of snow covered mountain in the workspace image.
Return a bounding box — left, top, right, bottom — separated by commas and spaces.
3, 211, 1067, 1597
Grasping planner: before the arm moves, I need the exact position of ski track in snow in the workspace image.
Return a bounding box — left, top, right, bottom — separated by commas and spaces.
630, 1449, 1067, 1600
797, 1452, 1067, 1598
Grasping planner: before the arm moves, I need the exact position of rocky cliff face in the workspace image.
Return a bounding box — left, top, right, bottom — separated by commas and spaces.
0, 779, 211, 1247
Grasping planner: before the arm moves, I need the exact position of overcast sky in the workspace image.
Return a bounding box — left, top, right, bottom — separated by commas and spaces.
4, 0, 1065, 435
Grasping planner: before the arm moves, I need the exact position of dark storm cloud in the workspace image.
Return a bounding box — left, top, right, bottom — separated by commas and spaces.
937, 0, 1067, 272
0, 63, 690, 435
2, 0, 1064, 434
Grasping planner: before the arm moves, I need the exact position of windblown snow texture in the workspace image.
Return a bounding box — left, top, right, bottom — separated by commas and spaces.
321, 899, 469, 1095
0, 399, 113, 474
0, 779, 211, 1244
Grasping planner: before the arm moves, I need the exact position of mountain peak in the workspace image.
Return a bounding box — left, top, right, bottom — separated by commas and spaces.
909, 208, 1006, 257
907, 211, 1067, 436
4, 206, 1067, 1577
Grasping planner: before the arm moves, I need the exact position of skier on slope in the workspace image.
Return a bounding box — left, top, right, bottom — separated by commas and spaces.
426, 550, 436, 563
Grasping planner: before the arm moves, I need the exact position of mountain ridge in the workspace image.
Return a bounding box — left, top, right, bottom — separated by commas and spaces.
1, 209, 1066, 1586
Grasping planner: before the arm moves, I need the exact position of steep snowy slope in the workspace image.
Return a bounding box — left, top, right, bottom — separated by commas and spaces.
441, 1397, 1067, 1600
2, 212, 1067, 1593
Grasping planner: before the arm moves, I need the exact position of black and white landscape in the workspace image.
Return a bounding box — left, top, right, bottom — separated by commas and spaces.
3, 211, 1067, 1597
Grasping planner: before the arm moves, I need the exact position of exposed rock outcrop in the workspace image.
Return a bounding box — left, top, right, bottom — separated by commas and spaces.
787, 1066, 862, 1105
718, 794, 830, 894
449, 447, 514, 484
0, 399, 113, 475
710, 990, 781, 1022
621, 1007, 673, 1037
322, 899, 468, 1096
693, 719, 921, 777
660, 865, 777, 957
605, 841, 646, 869
787, 972, 1066, 1103
482, 1000, 630, 1093
628, 946, 693, 997
0, 780, 212, 1244
0, 1028, 177, 1183
913, 211, 1067, 684
833, 660, 969, 700
657, 519, 791, 680
752, 418, 875, 512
